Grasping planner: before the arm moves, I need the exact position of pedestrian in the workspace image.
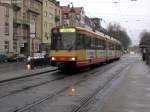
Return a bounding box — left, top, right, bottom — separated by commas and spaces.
146, 47, 150, 65
142, 48, 146, 61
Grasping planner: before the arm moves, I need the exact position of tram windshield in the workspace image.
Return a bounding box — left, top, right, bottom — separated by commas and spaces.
51, 32, 76, 50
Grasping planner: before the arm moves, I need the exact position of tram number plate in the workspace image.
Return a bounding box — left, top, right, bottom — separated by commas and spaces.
59, 57, 66, 60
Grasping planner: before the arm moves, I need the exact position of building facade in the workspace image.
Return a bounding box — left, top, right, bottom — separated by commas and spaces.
0, 3, 13, 54
90, 18, 102, 31
12, 0, 42, 56
42, 0, 62, 53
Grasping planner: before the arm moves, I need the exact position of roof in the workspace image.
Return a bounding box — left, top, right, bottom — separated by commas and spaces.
61, 6, 83, 14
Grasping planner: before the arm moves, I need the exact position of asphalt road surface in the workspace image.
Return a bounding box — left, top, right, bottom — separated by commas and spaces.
0, 54, 141, 112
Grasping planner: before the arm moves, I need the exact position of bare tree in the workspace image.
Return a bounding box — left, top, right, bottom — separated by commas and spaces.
107, 22, 131, 49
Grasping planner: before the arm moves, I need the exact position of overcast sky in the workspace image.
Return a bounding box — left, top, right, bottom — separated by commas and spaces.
60, 0, 150, 46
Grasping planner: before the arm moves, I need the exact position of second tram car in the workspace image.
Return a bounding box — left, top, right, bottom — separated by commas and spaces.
50, 27, 122, 71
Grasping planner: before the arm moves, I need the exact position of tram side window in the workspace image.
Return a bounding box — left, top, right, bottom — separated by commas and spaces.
100, 40, 103, 50
95, 38, 98, 49
115, 44, 117, 50
97, 39, 101, 50
91, 38, 96, 49
111, 43, 114, 50
111, 43, 115, 50
84, 35, 91, 49
108, 43, 112, 50
102, 40, 106, 50
118, 45, 121, 50
76, 33, 84, 49
117, 45, 119, 50
97, 39, 105, 50
112, 43, 115, 50
98, 39, 101, 50
116, 44, 120, 50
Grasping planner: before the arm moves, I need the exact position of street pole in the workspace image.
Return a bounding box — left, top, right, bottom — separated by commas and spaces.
30, 17, 36, 69
31, 37, 35, 68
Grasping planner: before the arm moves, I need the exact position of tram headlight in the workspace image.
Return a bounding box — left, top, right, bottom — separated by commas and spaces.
70, 57, 76, 61
51, 57, 56, 61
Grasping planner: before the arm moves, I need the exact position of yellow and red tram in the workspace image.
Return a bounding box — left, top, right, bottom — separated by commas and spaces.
50, 27, 122, 70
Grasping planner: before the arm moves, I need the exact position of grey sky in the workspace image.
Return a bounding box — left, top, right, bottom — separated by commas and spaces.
60, 0, 150, 45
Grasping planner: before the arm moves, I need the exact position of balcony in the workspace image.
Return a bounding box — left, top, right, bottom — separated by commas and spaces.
12, 2, 21, 10
13, 18, 30, 26
22, 19, 30, 26
28, 5, 41, 14
13, 18, 22, 24
13, 31, 28, 40
13, 34, 19, 40
35, 0, 43, 2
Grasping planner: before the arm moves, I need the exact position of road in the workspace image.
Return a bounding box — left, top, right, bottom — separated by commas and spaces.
0, 54, 139, 112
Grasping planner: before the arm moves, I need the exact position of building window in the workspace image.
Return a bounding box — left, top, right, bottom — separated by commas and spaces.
13, 40, 18, 52
5, 23, 9, 35
4, 41, 9, 53
49, 12, 53, 19
44, 21, 47, 28
44, 11, 48, 17
45, 32, 48, 40
45, 1, 48, 6
5, 7, 9, 17
23, 0, 26, 7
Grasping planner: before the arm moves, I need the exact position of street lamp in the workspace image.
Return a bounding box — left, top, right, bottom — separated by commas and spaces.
131, 0, 137, 1
113, 1, 118, 4
136, 20, 141, 22
68, 2, 74, 8
68, 2, 75, 13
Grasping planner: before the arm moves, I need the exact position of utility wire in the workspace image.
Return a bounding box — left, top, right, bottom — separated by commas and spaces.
113, 1, 134, 38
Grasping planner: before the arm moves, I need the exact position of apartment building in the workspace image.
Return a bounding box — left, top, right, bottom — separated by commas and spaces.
0, 0, 63, 56
42, 0, 62, 53
12, 0, 42, 56
62, 6, 85, 27
0, 3, 13, 54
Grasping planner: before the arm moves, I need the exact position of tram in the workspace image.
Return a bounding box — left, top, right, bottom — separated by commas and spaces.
50, 27, 122, 71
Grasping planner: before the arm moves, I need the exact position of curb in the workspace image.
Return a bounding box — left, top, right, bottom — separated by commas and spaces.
0, 68, 58, 84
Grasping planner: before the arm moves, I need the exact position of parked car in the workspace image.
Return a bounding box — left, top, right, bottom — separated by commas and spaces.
7, 54, 18, 62
0, 54, 8, 63
7, 54, 26, 62
26, 53, 50, 69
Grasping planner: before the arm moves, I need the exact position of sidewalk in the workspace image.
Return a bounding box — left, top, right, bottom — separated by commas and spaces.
101, 58, 150, 112
0, 66, 57, 83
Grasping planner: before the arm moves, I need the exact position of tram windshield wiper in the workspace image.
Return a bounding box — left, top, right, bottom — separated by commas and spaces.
67, 45, 73, 51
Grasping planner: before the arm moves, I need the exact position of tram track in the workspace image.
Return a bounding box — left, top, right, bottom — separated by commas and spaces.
0, 60, 122, 100
70, 64, 130, 112
0, 72, 66, 99
9, 60, 127, 112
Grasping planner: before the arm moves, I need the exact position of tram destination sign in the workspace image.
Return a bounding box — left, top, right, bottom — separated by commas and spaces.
60, 28, 76, 33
